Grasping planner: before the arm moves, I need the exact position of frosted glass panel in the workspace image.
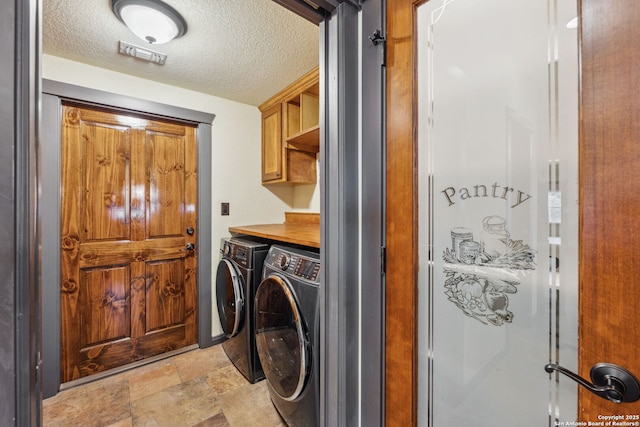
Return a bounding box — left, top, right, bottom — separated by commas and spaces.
416, 0, 578, 425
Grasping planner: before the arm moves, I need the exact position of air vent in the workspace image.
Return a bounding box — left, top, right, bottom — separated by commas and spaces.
119, 41, 167, 64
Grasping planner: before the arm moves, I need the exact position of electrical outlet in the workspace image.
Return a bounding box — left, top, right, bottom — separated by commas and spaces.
221, 202, 230, 216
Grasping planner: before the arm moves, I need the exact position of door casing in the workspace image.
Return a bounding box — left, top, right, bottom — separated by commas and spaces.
3, 0, 40, 425
578, 0, 640, 419
319, 2, 387, 426
8, 0, 386, 424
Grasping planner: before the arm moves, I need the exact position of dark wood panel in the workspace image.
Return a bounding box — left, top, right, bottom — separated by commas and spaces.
147, 131, 185, 238
78, 237, 187, 268
80, 266, 130, 348
131, 128, 147, 242
74, 326, 188, 378
81, 120, 131, 242
578, 0, 640, 420
146, 259, 186, 332
130, 262, 146, 339
61, 106, 86, 383
385, 0, 418, 425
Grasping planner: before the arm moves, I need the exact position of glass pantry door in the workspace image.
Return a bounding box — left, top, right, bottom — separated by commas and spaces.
416, 0, 579, 425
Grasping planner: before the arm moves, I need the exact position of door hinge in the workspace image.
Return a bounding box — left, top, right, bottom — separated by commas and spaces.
381, 245, 387, 275
369, 29, 386, 66
35, 351, 42, 382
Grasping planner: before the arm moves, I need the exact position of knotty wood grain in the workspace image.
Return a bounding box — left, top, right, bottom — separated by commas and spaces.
60, 104, 198, 382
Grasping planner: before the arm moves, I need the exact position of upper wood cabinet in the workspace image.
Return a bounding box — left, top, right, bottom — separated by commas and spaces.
259, 67, 319, 185
261, 103, 283, 182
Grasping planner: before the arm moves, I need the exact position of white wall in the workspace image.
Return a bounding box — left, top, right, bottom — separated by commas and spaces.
42, 54, 319, 335
291, 155, 321, 211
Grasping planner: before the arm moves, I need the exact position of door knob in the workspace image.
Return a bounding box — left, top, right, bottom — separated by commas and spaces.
186, 227, 195, 236
186, 242, 195, 251
545, 363, 640, 403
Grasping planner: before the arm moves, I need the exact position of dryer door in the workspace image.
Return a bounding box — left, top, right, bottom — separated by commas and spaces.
216, 259, 245, 338
255, 274, 310, 401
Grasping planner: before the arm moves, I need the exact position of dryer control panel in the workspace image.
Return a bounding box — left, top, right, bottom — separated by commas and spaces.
221, 238, 268, 269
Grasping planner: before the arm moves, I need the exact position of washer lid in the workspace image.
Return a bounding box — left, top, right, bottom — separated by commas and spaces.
255, 275, 310, 401
215, 259, 244, 338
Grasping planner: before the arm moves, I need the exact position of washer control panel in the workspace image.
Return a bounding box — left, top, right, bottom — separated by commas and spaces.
265, 246, 320, 283
293, 256, 320, 281
279, 253, 291, 270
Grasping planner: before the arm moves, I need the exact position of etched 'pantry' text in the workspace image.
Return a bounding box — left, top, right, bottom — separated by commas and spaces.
441, 182, 532, 208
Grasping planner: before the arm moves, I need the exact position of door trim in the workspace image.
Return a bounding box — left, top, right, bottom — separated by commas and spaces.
361, 0, 386, 425
319, 4, 361, 426
42, 80, 215, 124
41, 80, 214, 398
318, 1, 386, 424
578, 0, 640, 419
8, 0, 41, 424
385, 0, 418, 425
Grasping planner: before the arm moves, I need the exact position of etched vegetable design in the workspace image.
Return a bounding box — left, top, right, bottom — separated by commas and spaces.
443, 216, 535, 326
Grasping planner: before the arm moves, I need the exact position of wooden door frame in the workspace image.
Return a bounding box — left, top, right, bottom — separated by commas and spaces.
41, 80, 215, 398
386, 0, 419, 425
578, 0, 640, 419
385, 0, 640, 425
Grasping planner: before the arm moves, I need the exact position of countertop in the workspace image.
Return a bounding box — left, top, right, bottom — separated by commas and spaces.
228, 212, 320, 249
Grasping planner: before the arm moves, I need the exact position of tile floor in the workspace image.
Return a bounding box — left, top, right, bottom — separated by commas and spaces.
42, 344, 285, 427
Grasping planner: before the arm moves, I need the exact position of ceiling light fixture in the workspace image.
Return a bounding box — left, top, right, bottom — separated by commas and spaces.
112, 0, 187, 45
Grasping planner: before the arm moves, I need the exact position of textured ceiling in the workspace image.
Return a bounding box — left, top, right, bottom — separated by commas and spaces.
43, 0, 320, 106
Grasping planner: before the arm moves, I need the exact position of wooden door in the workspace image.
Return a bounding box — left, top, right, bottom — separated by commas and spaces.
385, 0, 640, 425
60, 104, 198, 382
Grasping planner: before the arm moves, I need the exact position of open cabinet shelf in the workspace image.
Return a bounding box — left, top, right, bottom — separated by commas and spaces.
287, 125, 320, 151
259, 67, 319, 185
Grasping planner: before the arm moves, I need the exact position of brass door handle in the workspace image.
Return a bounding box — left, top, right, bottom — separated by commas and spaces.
545, 363, 640, 403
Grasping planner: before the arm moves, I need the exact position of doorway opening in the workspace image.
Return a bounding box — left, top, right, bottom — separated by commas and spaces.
41, 0, 321, 396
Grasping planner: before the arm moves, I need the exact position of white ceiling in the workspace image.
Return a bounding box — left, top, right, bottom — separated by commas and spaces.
43, 0, 320, 106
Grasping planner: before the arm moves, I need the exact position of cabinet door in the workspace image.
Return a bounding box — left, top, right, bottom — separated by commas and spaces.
262, 103, 283, 182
